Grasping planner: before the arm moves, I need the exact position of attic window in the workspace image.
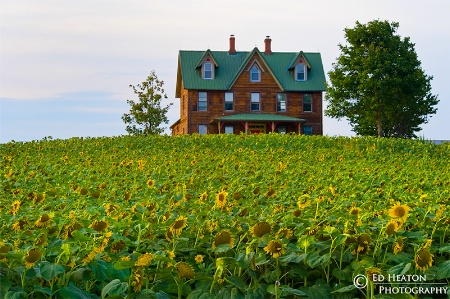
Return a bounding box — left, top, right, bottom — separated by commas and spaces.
203, 62, 213, 80
295, 61, 307, 81
250, 65, 261, 82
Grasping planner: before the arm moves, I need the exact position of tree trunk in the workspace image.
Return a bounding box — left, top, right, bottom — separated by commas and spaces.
376, 110, 383, 137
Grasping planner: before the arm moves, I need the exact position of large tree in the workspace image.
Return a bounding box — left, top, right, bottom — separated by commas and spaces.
122, 70, 173, 135
325, 20, 438, 138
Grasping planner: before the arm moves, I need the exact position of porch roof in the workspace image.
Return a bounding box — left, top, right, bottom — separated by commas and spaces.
214, 113, 306, 123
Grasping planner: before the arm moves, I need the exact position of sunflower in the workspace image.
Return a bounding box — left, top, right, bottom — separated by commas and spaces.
34, 193, 45, 204
389, 202, 409, 221
297, 195, 311, 209
349, 207, 361, 216
385, 220, 400, 236
25, 248, 42, 268
251, 221, 271, 237
105, 203, 119, 216
176, 262, 195, 279
167, 250, 176, 259
90, 220, 109, 232
35, 213, 53, 228
170, 216, 187, 236
35, 234, 48, 246
110, 240, 126, 253
276, 228, 293, 239
215, 190, 228, 208
415, 248, 433, 272
131, 269, 144, 292
264, 188, 276, 198
199, 191, 208, 201
12, 219, 27, 232
356, 234, 371, 254
212, 230, 235, 249
393, 237, 404, 255
135, 253, 153, 267
365, 267, 382, 282
264, 240, 285, 258
10, 200, 22, 216
292, 209, 302, 217
195, 254, 204, 263
146, 179, 155, 188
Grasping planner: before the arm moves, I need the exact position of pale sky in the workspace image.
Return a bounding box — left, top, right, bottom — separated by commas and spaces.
1, 0, 449, 143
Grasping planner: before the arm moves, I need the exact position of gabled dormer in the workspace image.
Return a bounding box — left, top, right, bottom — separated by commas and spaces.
247, 59, 265, 82
288, 51, 311, 81
195, 49, 218, 80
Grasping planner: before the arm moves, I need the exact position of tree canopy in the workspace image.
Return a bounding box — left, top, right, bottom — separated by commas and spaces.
122, 70, 173, 135
325, 20, 439, 138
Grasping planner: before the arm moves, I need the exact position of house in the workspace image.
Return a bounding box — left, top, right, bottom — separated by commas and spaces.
170, 35, 326, 135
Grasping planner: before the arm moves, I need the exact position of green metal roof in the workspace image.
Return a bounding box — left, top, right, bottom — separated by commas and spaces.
176, 48, 326, 97
214, 113, 306, 122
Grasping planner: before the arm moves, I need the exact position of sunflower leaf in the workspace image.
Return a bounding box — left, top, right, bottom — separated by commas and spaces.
39, 262, 65, 281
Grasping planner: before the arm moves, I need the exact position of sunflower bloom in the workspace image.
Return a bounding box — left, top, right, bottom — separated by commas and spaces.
349, 207, 361, 216
215, 190, 228, 208
212, 230, 234, 249
135, 253, 153, 267
35, 213, 53, 228
389, 202, 409, 221
415, 248, 433, 272
90, 220, 109, 232
170, 216, 187, 236
195, 255, 204, 263
297, 195, 311, 209
276, 228, 293, 239
131, 269, 144, 292
264, 188, 276, 198
110, 240, 126, 253
393, 238, 404, 255
25, 248, 42, 268
385, 220, 400, 236
10, 200, 22, 216
147, 179, 155, 188
264, 240, 285, 258
199, 191, 208, 201
251, 221, 271, 237
176, 262, 195, 279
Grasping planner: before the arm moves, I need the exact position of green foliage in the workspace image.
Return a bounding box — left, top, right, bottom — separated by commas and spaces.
1, 134, 449, 298
326, 20, 439, 138
122, 70, 173, 135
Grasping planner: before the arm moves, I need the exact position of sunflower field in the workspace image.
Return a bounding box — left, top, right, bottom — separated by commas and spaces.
1, 134, 449, 299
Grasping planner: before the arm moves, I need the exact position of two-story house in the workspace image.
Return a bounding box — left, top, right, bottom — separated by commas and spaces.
170, 35, 326, 135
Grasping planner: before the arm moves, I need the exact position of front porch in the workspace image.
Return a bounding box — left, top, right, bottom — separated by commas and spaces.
213, 113, 306, 134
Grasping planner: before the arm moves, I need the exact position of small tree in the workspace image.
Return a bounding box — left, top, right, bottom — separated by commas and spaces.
325, 20, 439, 138
122, 70, 173, 135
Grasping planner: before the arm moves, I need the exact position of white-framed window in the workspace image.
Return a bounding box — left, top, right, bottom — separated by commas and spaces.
224, 125, 234, 134
251, 92, 260, 111
277, 93, 286, 112
303, 94, 312, 112
203, 62, 213, 80
250, 65, 261, 82
296, 63, 306, 81
277, 125, 287, 134
198, 92, 207, 111
198, 124, 208, 134
225, 92, 234, 111
303, 125, 312, 135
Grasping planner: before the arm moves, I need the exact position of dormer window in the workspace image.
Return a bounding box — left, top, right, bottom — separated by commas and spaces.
296, 63, 306, 81
203, 62, 213, 80
250, 65, 261, 82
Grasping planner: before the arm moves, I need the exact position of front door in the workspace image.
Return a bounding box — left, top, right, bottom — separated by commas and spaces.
249, 124, 266, 134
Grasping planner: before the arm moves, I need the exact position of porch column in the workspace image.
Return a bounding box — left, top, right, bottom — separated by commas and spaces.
245, 121, 249, 134
218, 121, 221, 134
271, 122, 275, 133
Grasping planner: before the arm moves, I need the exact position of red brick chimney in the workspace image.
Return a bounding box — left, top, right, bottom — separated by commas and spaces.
264, 36, 272, 55
229, 35, 236, 55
